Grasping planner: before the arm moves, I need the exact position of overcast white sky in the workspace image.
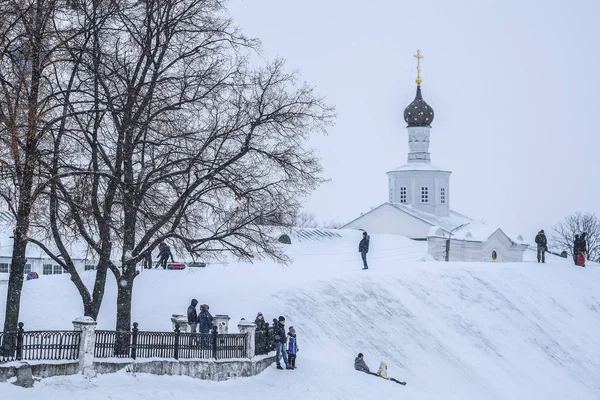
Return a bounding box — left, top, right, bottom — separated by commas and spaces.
228, 0, 600, 243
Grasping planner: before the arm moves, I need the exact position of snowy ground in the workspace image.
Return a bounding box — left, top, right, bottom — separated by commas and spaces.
2, 229, 600, 400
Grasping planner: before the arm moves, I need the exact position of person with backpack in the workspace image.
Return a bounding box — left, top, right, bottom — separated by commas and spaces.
358, 231, 370, 270
534, 230, 547, 263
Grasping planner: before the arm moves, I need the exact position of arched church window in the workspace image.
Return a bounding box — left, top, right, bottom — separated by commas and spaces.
491, 250, 497, 261
420, 187, 429, 203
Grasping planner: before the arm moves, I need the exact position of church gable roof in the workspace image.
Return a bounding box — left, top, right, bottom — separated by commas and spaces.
388, 203, 472, 232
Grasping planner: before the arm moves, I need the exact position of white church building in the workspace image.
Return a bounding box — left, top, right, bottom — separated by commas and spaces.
343, 51, 528, 262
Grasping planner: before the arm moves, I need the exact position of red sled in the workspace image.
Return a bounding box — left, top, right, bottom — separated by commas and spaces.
576, 252, 585, 267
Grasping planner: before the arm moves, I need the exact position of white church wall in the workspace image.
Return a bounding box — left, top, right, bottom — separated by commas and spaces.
388, 170, 450, 218
344, 204, 432, 238
427, 229, 526, 263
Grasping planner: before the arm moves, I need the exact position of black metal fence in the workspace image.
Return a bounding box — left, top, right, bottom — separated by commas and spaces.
94, 323, 247, 360
0, 323, 81, 364
255, 324, 275, 355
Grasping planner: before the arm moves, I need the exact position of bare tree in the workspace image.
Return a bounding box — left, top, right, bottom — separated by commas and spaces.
292, 212, 318, 228
551, 212, 600, 262
31, 0, 334, 345
0, 0, 82, 352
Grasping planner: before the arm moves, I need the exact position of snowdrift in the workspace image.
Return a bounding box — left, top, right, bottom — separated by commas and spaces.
2, 229, 600, 400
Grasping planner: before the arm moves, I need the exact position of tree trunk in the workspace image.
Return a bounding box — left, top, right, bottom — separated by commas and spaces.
88, 262, 108, 321
114, 269, 135, 356
1, 227, 28, 356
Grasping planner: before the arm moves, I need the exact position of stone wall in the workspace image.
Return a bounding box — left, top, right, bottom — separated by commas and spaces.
0, 361, 79, 382
94, 354, 277, 381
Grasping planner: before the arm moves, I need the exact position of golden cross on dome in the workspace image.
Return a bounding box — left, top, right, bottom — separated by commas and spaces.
414, 49, 423, 85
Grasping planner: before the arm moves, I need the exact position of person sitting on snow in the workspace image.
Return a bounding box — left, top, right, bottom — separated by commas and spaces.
354, 353, 371, 373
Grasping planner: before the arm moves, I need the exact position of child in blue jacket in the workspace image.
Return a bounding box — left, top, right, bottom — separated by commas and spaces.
287, 326, 298, 369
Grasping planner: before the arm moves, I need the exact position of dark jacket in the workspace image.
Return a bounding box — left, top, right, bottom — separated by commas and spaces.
535, 234, 547, 248
254, 317, 267, 331
187, 304, 198, 324
359, 237, 370, 253
287, 333, 298, 355
354, 356, 370, 373
198, 308, 213, 333
274, 322, 286, 343
158, 244, 173, 260
579, 236, 588, 253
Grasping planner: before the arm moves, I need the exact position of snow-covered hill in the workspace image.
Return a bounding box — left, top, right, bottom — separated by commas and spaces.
2, 229, 600, 400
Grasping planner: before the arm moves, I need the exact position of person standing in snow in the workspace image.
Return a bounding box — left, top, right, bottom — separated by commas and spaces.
143, 251, 152, 269
157, 242, 174, 269
358, 231, 370, 270
287, 326, 298, 369
573, 234, 580, 265
534, 230, 547, 263
274, 316, 291, 370
254, 312, 267, 331
187, 299, 198, 333
579, 232, 588, 267
354, 353, 371, 373
198, 304, 213, 334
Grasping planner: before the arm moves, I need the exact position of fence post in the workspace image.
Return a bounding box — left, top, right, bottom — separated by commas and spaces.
173, 324, 180, 360
131, 322, 139, 360
16, 322, 24, 361
237, 319, 256, 359
213, 315, 230, 334
211, 325, 218, 360
72, 316, 98, 378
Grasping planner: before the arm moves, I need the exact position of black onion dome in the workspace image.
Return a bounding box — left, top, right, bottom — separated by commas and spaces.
403, 85, 434, 127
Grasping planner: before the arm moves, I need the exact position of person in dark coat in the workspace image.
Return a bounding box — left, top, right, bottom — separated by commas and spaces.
143, 252, 152, 269
534, 230, 547, 263
187, 299, 198, 333
358, 231, 370, 270
274, 316, 291, 370
573, 234, 580, 265
198, 304, 213, 334
254, 312, 267, 331
354, 353, 370, 373
157, 242, 174, 269
580, 232, 588, 267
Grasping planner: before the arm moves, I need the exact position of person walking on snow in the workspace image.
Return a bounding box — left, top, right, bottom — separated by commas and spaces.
157, 242, 174, 269
535, 230, 547, 263
274, 316, 292, 370
287, 326, 298, 369
358, 231, 370, 270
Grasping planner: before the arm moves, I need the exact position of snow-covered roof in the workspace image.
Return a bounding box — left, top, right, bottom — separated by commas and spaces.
388, 203, 472, 232
387, 162, 451, 173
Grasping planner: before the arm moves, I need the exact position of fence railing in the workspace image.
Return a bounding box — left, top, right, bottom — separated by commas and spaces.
0, 323, 81, 364
255, 325, 275, 355
94, 323, 247, 360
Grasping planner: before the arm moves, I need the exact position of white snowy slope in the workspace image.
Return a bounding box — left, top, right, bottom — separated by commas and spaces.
1, 229, 600, 400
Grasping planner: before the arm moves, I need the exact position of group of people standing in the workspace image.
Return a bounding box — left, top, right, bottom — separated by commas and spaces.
255, 313, 298, 370
573, 232, 588, 267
